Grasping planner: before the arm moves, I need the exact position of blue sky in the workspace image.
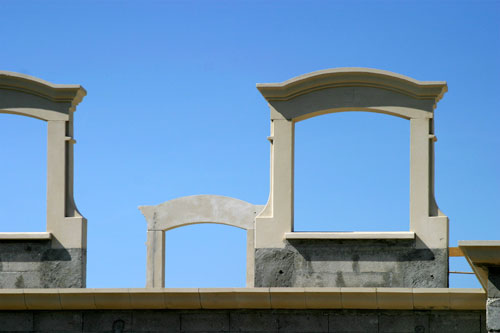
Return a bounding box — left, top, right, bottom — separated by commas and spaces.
0, 0, 498, 288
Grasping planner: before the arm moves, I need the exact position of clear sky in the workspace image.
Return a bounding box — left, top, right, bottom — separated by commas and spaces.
0, 0, 498, 289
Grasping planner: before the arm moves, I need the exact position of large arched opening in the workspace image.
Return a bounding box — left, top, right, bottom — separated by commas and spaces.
294, 111, 409, 232
0, 114, 47, 231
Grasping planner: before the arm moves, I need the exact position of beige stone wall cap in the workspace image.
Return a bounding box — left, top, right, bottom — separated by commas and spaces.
0, 232, 51, 240
0, 288, 485, 310
285, 231, 415, 240
256, 67, 447, 104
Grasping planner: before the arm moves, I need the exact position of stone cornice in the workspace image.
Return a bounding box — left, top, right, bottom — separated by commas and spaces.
0, 71, 86, 111
257, 68, 447, 107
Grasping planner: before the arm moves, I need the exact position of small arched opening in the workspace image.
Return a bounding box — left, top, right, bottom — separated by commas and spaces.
164, 223, 247, 287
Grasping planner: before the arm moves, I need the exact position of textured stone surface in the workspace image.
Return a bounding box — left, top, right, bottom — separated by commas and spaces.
429, 311, 483, 333
229, 311, 279, 332
83, 311, 133, 332
0, 309, 485, 332
255, 239, 448, 288
0, 240, 86, 288
0, 311, 33, 331
488, 267, 500, 298
487, 298, 500, 332
33, 311, 82, 331
181, 312, 229, 332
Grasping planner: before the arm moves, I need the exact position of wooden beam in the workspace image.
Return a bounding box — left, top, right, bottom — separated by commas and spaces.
449, 247, 464, 257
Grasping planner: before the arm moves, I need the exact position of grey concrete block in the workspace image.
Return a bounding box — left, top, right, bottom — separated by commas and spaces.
481, 309, 487, 333
229, 311, 278, 332
0, 309, 489, 333
34, 311, 82, 331
378, 312, 414, 332
329, 311, 378, 332
39, 248, 86, 288
413, 312, 430, 333
3, 261, 42, 272
0, 271, 43, 288
83, 310, 132, 332
0, 239, 86, 289
0, 240, 51, 262
278, 311, 328, 332
255, 240, 448, 288
0, 311, 33, 331
488, 267, 500, 298
131, 311, 180, 332
181, 311, 229, 332
429, 311, 481, 333
378, 311, 431, 333
254, 248, 295, 287
487, 298, 500, 332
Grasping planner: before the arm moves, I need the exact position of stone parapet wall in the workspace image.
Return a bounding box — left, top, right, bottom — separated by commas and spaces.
255, 239, 448, 288
0, 309, 486, 333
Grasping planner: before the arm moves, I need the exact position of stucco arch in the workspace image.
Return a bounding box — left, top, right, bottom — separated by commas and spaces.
255, 68, 449, 251
139, 195, 263, 288
257, 68, 446, 121
0, 71, 87, 250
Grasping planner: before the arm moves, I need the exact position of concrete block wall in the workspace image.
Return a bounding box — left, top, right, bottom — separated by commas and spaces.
0, 309, 486, 332
255, 239, 448, 288
487, 267, 500, 332
0, 240, 86, 288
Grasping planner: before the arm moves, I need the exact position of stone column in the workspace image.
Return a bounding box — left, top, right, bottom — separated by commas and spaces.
255, 110, 294, 249
246, 229, 255, 287
409, 118, 430, 230
46, 120, 67, 245
146, 230, 165, 288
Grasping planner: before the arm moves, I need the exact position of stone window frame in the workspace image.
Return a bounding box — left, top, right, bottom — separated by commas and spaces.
0, 71, 87, 250
254, 68, 449, 251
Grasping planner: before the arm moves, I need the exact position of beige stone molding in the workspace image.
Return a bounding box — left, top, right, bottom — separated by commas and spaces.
0, 71, 87, 250
255, 68, 449, 249
0, 232, 51, 240
139, 195, 264, 288
257, 68, 446, 104
285, 232, 415, 240
0, 288, 485, 310
459, 241, 500, 290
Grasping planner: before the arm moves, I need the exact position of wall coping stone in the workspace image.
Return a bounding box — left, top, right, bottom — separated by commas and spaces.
0, 232, 52, 240
0, 288, 485, 310
284, 232, 415, 240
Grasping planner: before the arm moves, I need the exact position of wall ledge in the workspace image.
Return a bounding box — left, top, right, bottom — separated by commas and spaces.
0, 232, 51, 240
285, 231, 415, 240
0, 288, 485, 310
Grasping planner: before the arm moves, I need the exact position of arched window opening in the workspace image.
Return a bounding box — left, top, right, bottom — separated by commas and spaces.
294, 111, 409, 232
164, 224, 246, 287
0, 114, 47, 232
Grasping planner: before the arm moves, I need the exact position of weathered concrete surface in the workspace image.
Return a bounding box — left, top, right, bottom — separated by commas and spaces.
0, 240, 86, 288
0, 309, 485, 332
487, 298, 500, 332
255, 239, 448, 288
487, 267, 500, 332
